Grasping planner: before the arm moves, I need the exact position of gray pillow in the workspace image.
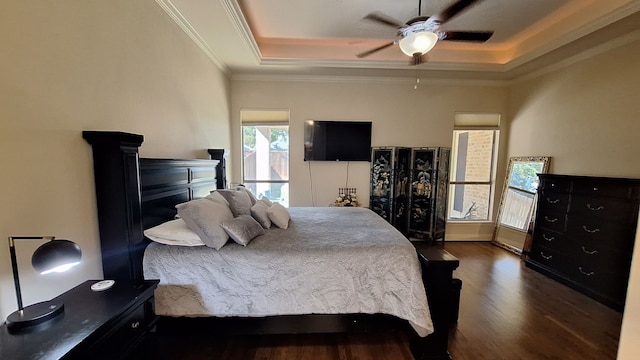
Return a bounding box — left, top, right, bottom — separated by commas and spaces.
237, 186, 258, 205
217, 189, 252, 217
220, 215, 265, 246
206, 191, 229, 206
250, 201, 272, 229
267, 203, 291, 229
176, 198, 233, 250
260, 197, 273, 207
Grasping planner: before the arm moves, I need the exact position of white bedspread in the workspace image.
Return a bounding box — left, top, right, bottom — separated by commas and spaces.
143, 207, 433, 337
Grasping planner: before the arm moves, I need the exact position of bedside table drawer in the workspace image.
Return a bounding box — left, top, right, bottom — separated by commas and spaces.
90, 301, 149, 359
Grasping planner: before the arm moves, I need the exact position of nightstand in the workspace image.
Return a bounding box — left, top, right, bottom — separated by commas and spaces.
0, 279, 158, 360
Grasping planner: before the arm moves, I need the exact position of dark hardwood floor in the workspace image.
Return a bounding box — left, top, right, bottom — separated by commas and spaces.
446, 242, 622, 360
141, 242, 623, 360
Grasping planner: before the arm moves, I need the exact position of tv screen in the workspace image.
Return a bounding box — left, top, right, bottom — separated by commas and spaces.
304, 120, 372, 161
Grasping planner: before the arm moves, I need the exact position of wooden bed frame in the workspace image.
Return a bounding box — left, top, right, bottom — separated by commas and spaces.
83, 131, 458, 360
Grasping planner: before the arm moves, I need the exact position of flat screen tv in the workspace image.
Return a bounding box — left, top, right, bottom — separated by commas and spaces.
304, 120, 372, 161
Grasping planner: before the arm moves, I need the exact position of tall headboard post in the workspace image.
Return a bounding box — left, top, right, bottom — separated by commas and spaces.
207, 149, 227, 189
83, 131, 146, 282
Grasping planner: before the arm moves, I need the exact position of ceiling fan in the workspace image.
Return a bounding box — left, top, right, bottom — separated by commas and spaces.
357, 0, 494, 65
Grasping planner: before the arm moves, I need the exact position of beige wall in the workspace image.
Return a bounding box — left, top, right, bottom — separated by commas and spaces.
506, 39, 640, 359
0, 0, 231, 319
231, 79, 508, 213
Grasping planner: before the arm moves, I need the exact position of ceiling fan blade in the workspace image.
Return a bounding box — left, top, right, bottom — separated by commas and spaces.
440, 31, 493, 42
363, 12, 404, 28
435, 0, 482, 24
356, 41, 396, 58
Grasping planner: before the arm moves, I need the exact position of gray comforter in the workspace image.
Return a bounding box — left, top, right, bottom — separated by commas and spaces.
143, 207, 433, 336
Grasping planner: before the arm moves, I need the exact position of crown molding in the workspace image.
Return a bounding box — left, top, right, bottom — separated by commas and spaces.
502, 0, 640, 72
510, 29, 640, 85
232, 73, 507, 87
220, 0, 262, 63
155, 0, 230, 74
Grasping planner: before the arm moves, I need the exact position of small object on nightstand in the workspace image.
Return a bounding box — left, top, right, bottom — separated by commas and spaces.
91, 280, 115, 291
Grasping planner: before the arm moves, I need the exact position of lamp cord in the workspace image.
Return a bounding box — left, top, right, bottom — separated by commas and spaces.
345, 161, 350, 188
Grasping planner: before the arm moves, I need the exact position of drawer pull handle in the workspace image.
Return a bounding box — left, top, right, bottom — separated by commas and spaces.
544, 216, 558, 223
542, 234, 555, 242
131, 321, 140, 329
581, 246, 598, 255
578, 267, 595, 276
593, 187, 599, 191
582, 226, 600, 233
586, 204, 604, 211
546, 198, 560, 204
540, 252, 552, 260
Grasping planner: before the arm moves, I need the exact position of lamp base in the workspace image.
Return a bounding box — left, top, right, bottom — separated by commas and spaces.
6, 300, 64, 331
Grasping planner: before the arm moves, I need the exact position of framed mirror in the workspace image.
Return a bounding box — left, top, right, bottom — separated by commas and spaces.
493, 156, 550, 252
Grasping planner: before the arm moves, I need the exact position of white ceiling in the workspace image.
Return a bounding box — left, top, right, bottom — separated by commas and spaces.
157, 0, 640, 80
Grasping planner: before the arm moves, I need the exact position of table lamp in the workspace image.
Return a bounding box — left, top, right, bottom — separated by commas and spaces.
6, 236, 82, 331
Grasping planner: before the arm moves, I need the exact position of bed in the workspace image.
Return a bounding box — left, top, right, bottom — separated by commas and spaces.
83, 131, 457, 360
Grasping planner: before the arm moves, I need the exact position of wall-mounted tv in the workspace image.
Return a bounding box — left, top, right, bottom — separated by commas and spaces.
304, 120, 372, 162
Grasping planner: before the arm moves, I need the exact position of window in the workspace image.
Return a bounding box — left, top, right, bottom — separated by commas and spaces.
241, 110, 290, 207
447, 113, 500, 221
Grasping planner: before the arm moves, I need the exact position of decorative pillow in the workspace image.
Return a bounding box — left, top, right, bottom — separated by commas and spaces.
237, 185, 258, 205
220, 215, 265, 246
176, 198, 233, 250
250, 201, 272, 229
267, 203, 291, 229
260, 197, 273, 207
143, 219, 204, 246
216, 189, 252, 217
206, 191, 229, 206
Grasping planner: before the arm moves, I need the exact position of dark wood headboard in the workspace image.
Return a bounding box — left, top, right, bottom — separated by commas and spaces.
83, 131, 222, 282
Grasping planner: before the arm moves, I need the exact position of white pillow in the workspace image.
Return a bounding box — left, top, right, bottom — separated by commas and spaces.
267, 203, 291, 229
220, 215, 265, 246
143, 219, 204, 246
250, 201, 272, 229
176, 198, 234, 250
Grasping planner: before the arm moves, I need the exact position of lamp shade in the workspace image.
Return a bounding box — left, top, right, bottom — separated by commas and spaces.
32, 239, 82, 274
399, 31, 439, 57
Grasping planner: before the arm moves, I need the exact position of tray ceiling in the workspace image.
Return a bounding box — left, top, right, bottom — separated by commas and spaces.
157, 0, 640, 80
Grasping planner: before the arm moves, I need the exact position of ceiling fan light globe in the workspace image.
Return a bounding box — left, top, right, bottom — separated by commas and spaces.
399, 31, 438, 57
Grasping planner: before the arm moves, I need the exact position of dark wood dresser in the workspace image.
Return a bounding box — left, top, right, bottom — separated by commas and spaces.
526, 174, 639, 311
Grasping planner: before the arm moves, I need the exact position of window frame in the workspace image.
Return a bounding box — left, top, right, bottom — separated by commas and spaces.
447, 128, 499, 223
241, 122, 290, 205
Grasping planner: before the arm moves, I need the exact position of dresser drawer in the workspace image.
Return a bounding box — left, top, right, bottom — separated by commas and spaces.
566, 218, 634, 249
566, 263, 629, 305
539, 177, 571, 192
570, 195, 637, 223
532, 228, 569, 253
536, 211, 566, 233
570, 243, 631, 269
572, 179, 634, 199
529, 244, 572, 276
538, 191, 569, 214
